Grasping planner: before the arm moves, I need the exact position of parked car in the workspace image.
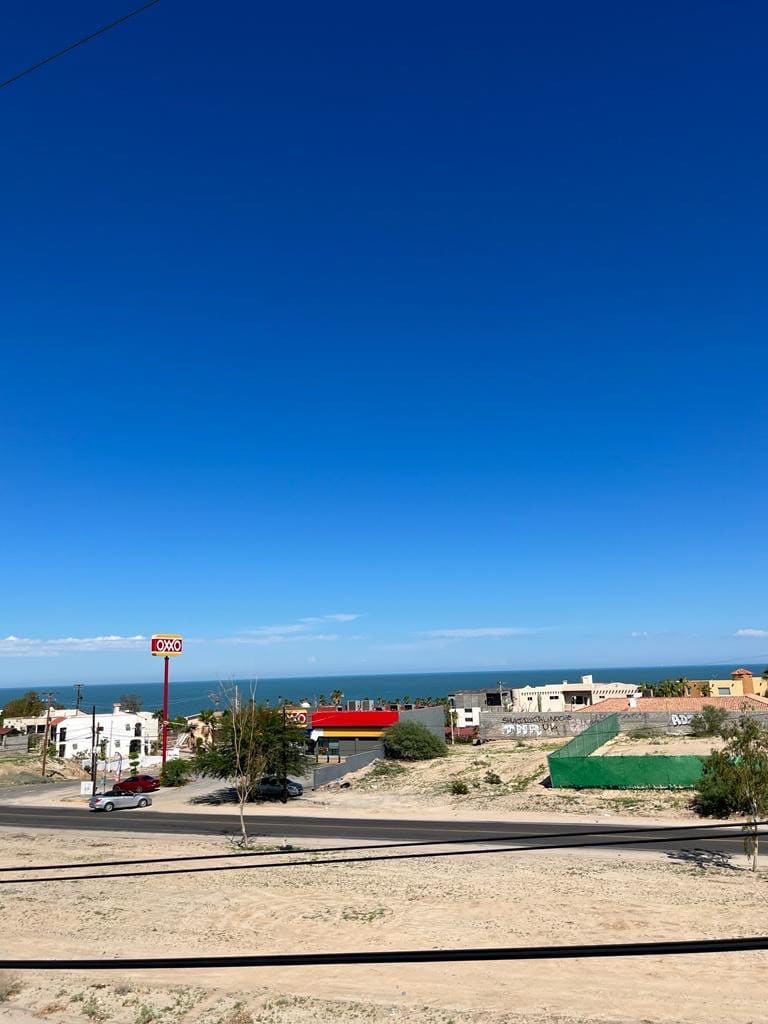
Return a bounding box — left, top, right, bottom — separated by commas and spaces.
113, 774, 160, 794
89, 790, 153, 812
253, 776, 304, 800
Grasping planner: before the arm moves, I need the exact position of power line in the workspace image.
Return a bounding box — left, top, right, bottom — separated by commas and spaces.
0, 0, 162, 93
1, 827, 762, 886
0, 818, 762, 876
3, 935, 768, 971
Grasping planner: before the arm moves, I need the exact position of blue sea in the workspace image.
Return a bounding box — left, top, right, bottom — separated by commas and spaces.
0, 664, 762, 715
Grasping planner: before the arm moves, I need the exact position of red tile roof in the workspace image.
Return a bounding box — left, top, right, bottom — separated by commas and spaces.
577, 695, 768, 713
731, 668, 754, 677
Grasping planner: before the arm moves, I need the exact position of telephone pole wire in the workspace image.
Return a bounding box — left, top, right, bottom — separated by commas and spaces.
0, 0, 162, 93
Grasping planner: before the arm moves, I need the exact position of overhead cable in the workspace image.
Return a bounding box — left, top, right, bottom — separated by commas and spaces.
3, 935, 768, 971
0, 0, 162, 92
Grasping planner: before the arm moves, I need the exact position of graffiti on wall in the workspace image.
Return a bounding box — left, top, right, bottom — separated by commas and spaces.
495, 714, 605, 737
670, 713, 694, 727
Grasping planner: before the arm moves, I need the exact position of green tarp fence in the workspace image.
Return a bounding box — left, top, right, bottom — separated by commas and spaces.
548, 714, 705, 789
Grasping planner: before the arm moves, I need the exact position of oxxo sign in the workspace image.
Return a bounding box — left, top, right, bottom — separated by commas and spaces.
151, 634, 183, 657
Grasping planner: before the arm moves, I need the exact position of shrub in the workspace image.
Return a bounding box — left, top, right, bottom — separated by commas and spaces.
689, 706, 729, 738
450, 780, 469, 795
626, 727, 662, 740
160, 759, 192, 787
484, 771, 502, 785
383, 722, 447, 761
0, 974, 21, 1002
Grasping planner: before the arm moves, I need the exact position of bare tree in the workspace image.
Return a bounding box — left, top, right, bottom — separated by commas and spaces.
227, 684, 264, 847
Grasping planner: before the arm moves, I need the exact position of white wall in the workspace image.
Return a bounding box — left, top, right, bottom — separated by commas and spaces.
54, 711, 159, 761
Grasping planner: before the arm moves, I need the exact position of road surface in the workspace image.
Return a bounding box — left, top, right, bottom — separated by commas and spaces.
0, 803, 749, 858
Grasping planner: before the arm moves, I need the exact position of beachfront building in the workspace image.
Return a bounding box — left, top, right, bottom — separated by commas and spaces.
449, 677, 640, 721
683, 668, 768, 699
510, 676, 641, 712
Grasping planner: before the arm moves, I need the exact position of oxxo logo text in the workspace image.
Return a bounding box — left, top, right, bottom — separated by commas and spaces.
151, 635, 183, 656
286, 710, 308, 725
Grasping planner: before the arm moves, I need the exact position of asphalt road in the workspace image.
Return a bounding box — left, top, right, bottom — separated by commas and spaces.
0, 803, 750, 858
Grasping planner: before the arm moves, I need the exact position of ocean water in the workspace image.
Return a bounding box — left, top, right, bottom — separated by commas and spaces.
0, 664, 762, 716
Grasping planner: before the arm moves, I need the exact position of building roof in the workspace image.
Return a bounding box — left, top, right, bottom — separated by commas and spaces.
311, 710, 399, 728
577, 695, 768, 713
731, 668, 755, 677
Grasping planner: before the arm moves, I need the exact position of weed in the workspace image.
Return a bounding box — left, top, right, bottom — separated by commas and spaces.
450, 780, 469, 795
134, 1005, 156, 1024
483, 771, 502, 785
0, 974, 22, 1002
82, 995, 109, 1021
226, 1003, 253, 1024
341, 906, 389, 922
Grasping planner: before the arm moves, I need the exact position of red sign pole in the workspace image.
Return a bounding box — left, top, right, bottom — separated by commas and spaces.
162, 655, 170, 766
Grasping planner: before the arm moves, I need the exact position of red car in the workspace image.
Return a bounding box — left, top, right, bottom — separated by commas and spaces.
113, 774, 160, 794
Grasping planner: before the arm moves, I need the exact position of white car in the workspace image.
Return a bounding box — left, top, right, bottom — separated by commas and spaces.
89, 790, 153, 812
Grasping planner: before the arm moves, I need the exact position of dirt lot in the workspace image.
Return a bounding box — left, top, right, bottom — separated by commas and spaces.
0, 827, 765, 1024
597, 734, 725, 757
309, 740, 699, 819
0, 755, 87, 788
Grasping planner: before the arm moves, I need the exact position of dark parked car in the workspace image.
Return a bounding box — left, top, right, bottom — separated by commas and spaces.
89, 790, 153, 812
113, 774, 160, 794
253, 776, 303, 799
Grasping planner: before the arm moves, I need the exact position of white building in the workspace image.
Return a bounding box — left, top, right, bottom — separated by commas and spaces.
510, 676, 641, 712
51, 703, 158, 763
5, 703, 159, 765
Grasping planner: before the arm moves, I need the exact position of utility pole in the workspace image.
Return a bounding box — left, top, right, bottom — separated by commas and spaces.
39, 691, 56, 777
73, 683, 83, 712
281, 698, 288, 804
90, 704, 97, 795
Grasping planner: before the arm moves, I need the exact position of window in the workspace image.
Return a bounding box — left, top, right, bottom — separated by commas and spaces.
59, 728, 67, 742
114, 740, 120, 748
549, 695, 559, 700
72, 743, 78, 751
718, 687, 729, 696
125, 723, 132, 731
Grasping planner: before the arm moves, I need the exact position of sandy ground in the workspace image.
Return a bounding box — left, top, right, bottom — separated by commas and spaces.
0, 826, 765, 1024
597, 734, 725, 757
0, 740, 716, 825
0, 755, 87, 787
303, 741, 700, 821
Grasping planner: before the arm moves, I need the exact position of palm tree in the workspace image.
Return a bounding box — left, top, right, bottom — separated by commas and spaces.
330, 689, 344, 708
198, 709, 217, 747
316, 694, 328, 707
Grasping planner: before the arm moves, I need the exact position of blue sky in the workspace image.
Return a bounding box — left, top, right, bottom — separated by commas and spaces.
1, 0, 768, 684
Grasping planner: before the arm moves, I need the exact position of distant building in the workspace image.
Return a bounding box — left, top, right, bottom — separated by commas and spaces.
448, 686, 513, 730
309, 709, 398, 756
684, 668, 767, 699
510, 677, 641, 712
3, 703, 160, 765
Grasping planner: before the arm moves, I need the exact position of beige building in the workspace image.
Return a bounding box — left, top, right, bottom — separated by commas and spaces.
511, 676, 641, 713
685, 668, 767, 699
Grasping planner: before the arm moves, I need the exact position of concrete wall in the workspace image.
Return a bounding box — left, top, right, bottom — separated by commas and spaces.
313, 744, 384, 788
0, 734, 28, 755
481, 712, 596, 739
480, 709, 768, 740
399, 705, 445, 739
